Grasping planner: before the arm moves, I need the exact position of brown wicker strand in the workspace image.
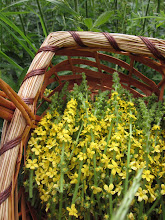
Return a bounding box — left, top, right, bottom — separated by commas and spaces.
69, 31, 87, 47
36, 45, 59, 54
139, 36, 165, 62
22, 68, 46, 84
102, 32, 121, 51
0, 135, 22, 156
0, 183, 12, 206
22, 98, 34, 105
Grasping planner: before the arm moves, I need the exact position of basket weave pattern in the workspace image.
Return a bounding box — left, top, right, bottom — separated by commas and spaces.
0, 31, 165, 219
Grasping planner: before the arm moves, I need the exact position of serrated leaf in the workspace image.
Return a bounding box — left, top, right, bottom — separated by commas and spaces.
93, 11, 112, 28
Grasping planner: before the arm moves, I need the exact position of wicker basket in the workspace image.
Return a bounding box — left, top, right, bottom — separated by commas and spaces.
0, 31, 165, 220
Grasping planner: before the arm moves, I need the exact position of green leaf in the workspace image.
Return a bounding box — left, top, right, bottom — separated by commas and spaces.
93, 11, 112, 28
38, 14, 48, 38
0, 12, 37, 53
84, 18, 93, 30
0, 50, 23, 71
46, 0, 78, 16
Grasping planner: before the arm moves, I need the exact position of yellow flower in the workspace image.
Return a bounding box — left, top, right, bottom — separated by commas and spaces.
26, 159, 38, 170
57, 129, 72, 143
46, 167, 57, 178
70, 173, 78, 184
87, 148, 95, 159
104, 214, 109, 219
104, 184, 115, 195
31, 145, 41, 155
142, 170, 154, 182
114, 181, 123, 196
135, 187, 148, 202
91, 186, 102, 194
161, 184, 165, 195
108, 160, 121, 175
128, 212, 134, 220
152, 125, 160, 130
81, 165, 90, 177
130, 161, 140, 171
78, 152, 87, 161
146, 184, 156, 202
67, 204, 78, 218
108, 141, 119, 152
84, 202, 90, 209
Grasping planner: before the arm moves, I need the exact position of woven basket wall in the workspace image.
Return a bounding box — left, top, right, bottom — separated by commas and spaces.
0, 31, 165, 220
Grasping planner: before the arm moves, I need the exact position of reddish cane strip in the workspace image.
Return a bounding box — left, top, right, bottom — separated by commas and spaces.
0, 135, 22, 156
139, 36, 165, 62
0, 183, 12, 205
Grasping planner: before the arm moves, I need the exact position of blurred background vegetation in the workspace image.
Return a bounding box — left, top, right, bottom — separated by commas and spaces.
0, 0, 165, 132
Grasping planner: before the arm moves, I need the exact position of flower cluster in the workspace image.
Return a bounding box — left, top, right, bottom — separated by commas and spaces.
24, 73, 165, 219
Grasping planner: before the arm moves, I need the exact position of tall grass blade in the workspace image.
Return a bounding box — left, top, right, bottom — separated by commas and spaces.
37, 14, 48, 38
142, 0, 151, 33
0, 21, 35, 58
1, 11, 30, 15
36, 0, 48, 37
0, 13, 37, 52
0, 50, 23, 71
74, 0, 79, 14
111, 169, 143, 220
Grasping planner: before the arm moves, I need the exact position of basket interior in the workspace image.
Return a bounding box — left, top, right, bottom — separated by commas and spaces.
38, 48, 164, 113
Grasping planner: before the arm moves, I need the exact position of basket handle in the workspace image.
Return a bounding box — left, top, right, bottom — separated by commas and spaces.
0, 78, 35, 125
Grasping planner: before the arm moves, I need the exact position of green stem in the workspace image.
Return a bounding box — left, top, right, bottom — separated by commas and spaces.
139, 201, 144, 219
59, 141, 65, 219
124, 116, 132, 194
60, 141, 65, 193
59, 192, 63, 220
104, 121, 113, 154
157, 0, 160, 13
69, 122, 83, 160
109, 153, 116, 218
161, 197, 165, 220
36, 0, 48, 36
121, 1, 127, 33
85, 0, 88, 17
146, 196, 161, 216
29, 169, 34, 198
74, 0, 79, 14
72, 147, 86, 204
142, 0, 151, 33
29, 154, 35, 198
